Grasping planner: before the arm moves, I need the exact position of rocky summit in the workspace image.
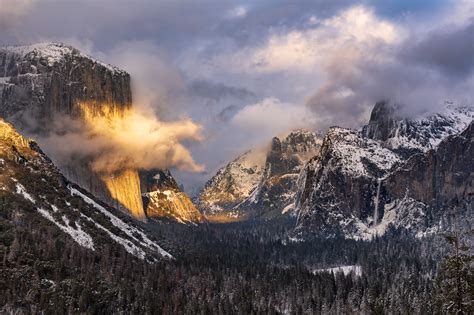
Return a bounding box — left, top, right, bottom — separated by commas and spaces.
141, 169, 204, 223
198, 130, 322, 221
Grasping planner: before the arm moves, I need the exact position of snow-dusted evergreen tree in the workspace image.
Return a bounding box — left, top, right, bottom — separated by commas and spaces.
435, 233, 473, 314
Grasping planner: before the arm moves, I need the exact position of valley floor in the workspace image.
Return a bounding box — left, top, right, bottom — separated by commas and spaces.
1, 193, 472, 315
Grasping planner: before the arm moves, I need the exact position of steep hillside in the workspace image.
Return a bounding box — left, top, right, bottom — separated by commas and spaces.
294, 102, 473, 240
198, 130, 322, 221
0, 118, 172, 261
197, 149, 266, 221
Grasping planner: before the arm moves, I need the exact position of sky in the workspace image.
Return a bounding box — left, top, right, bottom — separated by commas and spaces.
1, 0, 473, 194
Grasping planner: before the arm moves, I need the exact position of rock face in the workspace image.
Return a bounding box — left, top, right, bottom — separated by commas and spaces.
294, 102, 473, 240
0, 43, 142, 217
0, 43, 199, 223
141, 170, 204, 223
0, 43, 131, 132
198, 130, 322, 221
0, 118, 172, 260
383, 122, 473, 233
362, 101, 473, 157
197, 149, 266, 222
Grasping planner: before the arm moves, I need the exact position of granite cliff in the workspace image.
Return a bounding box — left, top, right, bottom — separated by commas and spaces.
0, 43, 201, 223
294, 102, 473, 239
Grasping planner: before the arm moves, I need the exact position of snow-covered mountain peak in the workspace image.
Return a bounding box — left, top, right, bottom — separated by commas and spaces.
362, 101, 474, 155
198, 129, 323, 220
0, 42, 125, 74
317, 127, 403, 178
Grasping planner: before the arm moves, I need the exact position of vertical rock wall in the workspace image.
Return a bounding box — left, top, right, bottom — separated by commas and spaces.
0, 43, 147, 219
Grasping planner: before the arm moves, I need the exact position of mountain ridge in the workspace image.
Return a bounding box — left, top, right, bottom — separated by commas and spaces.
198, 129, 322, 221
0, 117, 172, 260
293, 102, 473, 240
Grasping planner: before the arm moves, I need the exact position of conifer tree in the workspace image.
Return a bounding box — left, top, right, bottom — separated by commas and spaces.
435, 232, 473, 314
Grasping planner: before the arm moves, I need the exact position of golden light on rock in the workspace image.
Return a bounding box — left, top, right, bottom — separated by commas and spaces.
78, 101, 203, 174
75, 101, 204, 221
102, 169, 146, 221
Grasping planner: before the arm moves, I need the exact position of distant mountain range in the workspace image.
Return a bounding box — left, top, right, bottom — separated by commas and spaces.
1, 42, 472, 241
199, 101, 473, 240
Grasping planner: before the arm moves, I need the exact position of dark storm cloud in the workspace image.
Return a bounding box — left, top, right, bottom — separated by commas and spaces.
0, 0, 229, 50
400, 20, 474, 79
213, 0, 354, 45
188, 80, 255, 102
217, 105, 240, 122
0, 0, 356, 52
368, 0, 449, 18
306, 14, 474, 129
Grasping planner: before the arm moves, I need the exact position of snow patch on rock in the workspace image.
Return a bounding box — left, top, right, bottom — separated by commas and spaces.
69, 186, 173, 259
37, 207, 95, 250
15, 183, 36, 204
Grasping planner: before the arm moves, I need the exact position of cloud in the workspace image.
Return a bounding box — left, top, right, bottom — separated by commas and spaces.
0, 0, 36, 22
303, 5, 474, 127
210, 5, 399, 74
40, 104, 204, 174
217, 105, 240, 122
188, 79, 255, 102
400, 20, 474, 78
105, 40, 186, 118
227, 6, 248, 19
231, 97, 316, 141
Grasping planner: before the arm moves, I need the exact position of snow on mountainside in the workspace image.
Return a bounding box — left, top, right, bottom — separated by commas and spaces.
363, 101, 474, 155
197, 149, 266, 221
0, 118, 172, 261
319, 127, 403, 178
313, 265, 362, 277
198, 130, 322, 221
0, 42, 124, 74
294, 102, 474, 240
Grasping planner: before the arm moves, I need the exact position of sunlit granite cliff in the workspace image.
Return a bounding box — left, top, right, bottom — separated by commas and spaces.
0, 43, 200, 222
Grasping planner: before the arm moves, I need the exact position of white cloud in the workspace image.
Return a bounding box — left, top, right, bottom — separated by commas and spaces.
106, 40, 186, 118
213, 5, 400, 74
227, 5, 248, 19
0, 0, 36, 17
308, 16, 319, 25
231, 97, 316, 140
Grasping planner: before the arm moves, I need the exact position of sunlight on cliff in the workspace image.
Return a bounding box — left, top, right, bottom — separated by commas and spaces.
145, 189, 204, 223
36, 101, 204, 220
102, 169, 146, 220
